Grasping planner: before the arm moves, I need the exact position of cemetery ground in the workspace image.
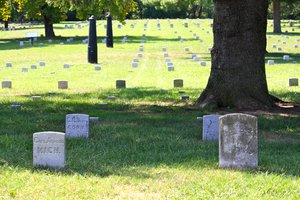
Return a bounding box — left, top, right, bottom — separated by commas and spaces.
0, 19, 300, 198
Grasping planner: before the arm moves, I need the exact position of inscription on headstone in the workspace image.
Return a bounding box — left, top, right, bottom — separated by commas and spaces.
66, 114, 89, 138
219, 113, 258, 169
33, 131, 66, 168
203, 115, 220, 141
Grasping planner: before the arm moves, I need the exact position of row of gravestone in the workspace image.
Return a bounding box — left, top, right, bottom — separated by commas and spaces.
33, 113, 257, 170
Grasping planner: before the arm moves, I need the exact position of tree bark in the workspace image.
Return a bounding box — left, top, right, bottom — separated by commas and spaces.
4, 21, 8, 29
273, 0, 281, 33
196, 0, 275, 110
43, 15, 55, 37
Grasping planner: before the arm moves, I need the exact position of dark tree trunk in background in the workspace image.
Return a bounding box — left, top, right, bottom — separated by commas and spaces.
43, 15, 55, 37
273, 0, 281, 33
190, 5, 197, 18
196, 0, 275, 110
197, 6, 203, 18
4, 21, 8, 29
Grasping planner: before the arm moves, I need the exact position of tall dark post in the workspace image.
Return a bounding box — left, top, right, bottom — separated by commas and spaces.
88, 15, 98, 63
106, 14, 113, 48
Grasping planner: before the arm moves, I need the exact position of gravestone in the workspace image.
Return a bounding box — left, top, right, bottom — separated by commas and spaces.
132, 62, 138, 68
219, 113, 258, 169
95, 66, 101, 71
173, 79, 183, 88
184, 47, 190, 51
58, 80, 68, 89
32, 96, 41, 100
139, 46, 144, 51
31, 65, 37, 69
168, 66, 174, 71
283, 55, 290, 60
22, 68, 28, 72
164, 53, 169, 57
295, 44, 298, 48
6, 62, 12, 67
200, 61, 207, 66
66, 114, 89, 138
133, 58, 139, 63
272, 44, 276, 48
116, 80, 126, 88
181, 95, 189, 100
39, 61, 45, 66
193, 57, 200, 61
11, 104, 21, 110
107, 96, 116, 100
289, 78, 299, 86
20, 41, 24, 46
63, 64, 70, 68
162, 47, 167, 52
33, 131, 66, 168
138, 53, 143, 58
267, 60, 275, 65
203, 115, 220, 142
2, 81, 12, 89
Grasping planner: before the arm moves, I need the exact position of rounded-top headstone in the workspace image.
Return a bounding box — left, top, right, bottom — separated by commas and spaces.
33, 131, 66, 168
219, 113, 258, 169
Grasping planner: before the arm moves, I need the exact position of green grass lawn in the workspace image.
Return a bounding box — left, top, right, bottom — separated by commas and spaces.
0, 19, 300, 199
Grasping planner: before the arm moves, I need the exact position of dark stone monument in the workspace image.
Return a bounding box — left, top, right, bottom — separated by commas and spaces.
88, 16, 98, 64
106, 14, 113, 48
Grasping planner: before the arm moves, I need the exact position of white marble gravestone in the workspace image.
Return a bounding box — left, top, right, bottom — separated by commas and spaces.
6, 62, 12, 67
219, 113, 258, 169
168, 66, 174, 71
132, 62, 138, 68
283, 55, 290, 60
33, 131, 66, 168
200, 61, 207, 66
39, 61, 45, 66
2, 81, 12, 89
22, 68, 28, 72
66, 114, 89, 138
203, 115, 220, 142
95, 66, 101, 71
20, 41, 24, 46
267, 60, 275, 65
58, 80, 68, 89
31, 65, 37, 69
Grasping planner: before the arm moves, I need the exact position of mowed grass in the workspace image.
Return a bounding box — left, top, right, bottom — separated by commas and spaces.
0, 19, 300, 199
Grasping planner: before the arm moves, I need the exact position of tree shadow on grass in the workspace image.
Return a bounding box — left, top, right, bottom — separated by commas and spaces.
0, 89, 300, 178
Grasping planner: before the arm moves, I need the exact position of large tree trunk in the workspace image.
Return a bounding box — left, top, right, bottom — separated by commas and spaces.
43, 15, 55, 37
4, 21, 8, 29
196, 0, 275, 110
273, 0, 281, 33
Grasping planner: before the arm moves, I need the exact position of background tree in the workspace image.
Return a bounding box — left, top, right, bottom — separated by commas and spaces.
22, 0, 68, 37
196, 0, 277, 110
0, 0, 12, 29
272, 0, 299, 33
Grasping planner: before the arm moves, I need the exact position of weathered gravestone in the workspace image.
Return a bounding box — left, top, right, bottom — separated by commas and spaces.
2, 81, 12, 89
219, 113, 258, 169
289, 78, 299, 86
116, 80, 126, 88
33, 131, 66, 168
58, 80, 68, 89
173, 79, 183, 88
203, 115, 220, 142
66, 114, 89, 138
